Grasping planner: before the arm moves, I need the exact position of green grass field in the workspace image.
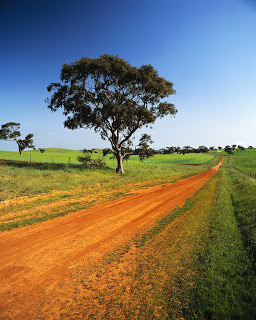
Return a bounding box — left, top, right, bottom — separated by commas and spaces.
0, 147, 216, 166
218, 148, 256, 174
0, 148, 83, 164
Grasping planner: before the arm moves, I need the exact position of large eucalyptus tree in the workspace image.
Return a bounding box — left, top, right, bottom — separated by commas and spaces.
46, 54, 177, 173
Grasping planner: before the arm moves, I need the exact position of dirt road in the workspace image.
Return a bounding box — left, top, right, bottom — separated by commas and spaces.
0, 157, 224, 319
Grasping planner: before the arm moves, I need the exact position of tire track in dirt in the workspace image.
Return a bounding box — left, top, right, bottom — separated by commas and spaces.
0, 157, 224, 319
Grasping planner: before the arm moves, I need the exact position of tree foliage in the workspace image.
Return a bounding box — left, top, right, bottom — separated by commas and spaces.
136, 134, 155, 162
238, 145, 245, 151
77, 149, 105, 168
0, 122, 35, 155
46, 54, 177, 173
224, 145, 234, 155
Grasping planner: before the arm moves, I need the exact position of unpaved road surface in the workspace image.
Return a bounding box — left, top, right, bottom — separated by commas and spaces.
0, 158, 224, 319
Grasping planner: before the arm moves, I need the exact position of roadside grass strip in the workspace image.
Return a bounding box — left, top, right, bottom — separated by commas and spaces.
187, 168, 256, 320
228, 168, 256, 262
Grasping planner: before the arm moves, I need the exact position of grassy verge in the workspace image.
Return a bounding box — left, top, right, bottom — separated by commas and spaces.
186, 168, 256, 319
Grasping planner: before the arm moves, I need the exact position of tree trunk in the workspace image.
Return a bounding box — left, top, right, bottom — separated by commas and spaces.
115, 152, 125, 174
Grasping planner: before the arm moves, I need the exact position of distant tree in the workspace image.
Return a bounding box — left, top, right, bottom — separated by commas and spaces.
209, 146, 216, 151
164, 146, 176, 154
183, 145, 193, 153
180, 148, 187, 155
232, 144, 237, 150
248, 146, 253, 149
0, 122, 35, 155
39, 148, 46, 153
77, 149, 105, 168
46, 54, 177, 173
238, 145, 245, 151
218, 146, 222, 150
170, 146, 176, 154
197, 146, 209, 153
175, 146, 181, 154
103, 148, 112, 157
136, 134, 155, 162
224, 145, 233, 155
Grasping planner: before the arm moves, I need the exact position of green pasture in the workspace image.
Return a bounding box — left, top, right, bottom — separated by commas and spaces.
0, 148, 216, 166
0, 148, 83, 164
233, 148, 256, 174
219, 148, 256, 174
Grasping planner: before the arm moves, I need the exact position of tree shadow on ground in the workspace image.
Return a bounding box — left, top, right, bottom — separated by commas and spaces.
0, 159, 114, 172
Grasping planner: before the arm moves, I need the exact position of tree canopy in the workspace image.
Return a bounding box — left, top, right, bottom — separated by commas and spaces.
0, 122, 35, 155
46, 54, 177, 173
136, 134, 155, 162
224, 145, 233, 155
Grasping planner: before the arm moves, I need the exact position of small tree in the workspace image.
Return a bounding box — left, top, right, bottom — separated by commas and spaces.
180, 148, 187, 155
232, 144, 237, 150
175, 146, 181, 154
46, 54, 177, 174
77, 149, 105, 168
197, 146, 209, 153
0, 122, 35, 155
238, 145, 245, 151
224, 145, 233, 155
103, 148, 112, 157
182, 145, 193, 154
136, 134, 155, 162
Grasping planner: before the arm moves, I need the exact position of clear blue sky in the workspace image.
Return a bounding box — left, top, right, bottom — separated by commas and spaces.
1, 0, 256, 151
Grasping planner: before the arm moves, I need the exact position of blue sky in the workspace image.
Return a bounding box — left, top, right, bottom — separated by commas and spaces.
1, 0, 256, 151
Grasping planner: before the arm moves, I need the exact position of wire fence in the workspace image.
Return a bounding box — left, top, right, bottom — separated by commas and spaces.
0, 155, 155, 167
0, 154, 215, 168
234, 166, 256, 179
244, 171, 256, 178
0, 155, 79, 165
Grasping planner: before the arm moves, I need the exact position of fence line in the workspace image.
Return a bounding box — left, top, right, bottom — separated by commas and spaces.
0, 156, 156, 167
235, 166, 256, 179
0, 155, 80, 165
0, 154, 211, 168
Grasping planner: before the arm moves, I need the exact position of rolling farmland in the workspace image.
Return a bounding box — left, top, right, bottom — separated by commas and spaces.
1, 150, 256, 319
0, 147, 216, 166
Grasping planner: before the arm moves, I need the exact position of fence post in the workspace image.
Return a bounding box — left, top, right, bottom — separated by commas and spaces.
30, 155, 31, 165
68, 157, 70, 165
52, 156, 53, 164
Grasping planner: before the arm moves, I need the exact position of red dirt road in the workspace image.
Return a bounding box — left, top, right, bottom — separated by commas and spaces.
0, 157, 224, 319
